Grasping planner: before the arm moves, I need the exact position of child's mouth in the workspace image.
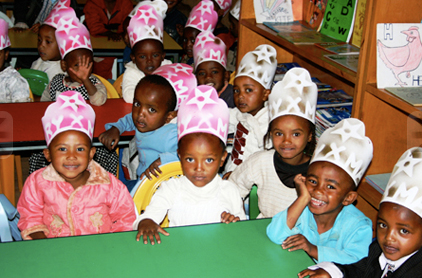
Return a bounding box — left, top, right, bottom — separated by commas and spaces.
136, 121, 146, 129
383, 245, 398, 254
206, 82, 215, 87
64, 165, 79, 170
310, 197, 326, 207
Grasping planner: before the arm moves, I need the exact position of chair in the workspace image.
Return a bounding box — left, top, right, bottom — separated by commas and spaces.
18, 69, 49, 97
249, 184, 259, 220
131, 161, 184, 228
0, 194, 22, 242
92, 74, 120, 99
113, 73, 124, 98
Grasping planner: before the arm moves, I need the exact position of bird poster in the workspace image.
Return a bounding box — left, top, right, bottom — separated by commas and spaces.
377, 23, 422, 89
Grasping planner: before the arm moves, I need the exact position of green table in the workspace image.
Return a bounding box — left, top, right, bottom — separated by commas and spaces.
0, 219, 313, 277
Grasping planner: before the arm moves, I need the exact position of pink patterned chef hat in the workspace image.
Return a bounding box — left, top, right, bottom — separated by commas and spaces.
215, 0, 232, 16
128, 1, 167, 47
55, 15, 92, 59
0, 19, 10, 51
178, 85, 229, 144
43, 0, 77, 29
152, 63, 197, 110
185, 0, 218, 33
193, 31, 227, 70
42, 91, 96, 146
129, 0, 167, 19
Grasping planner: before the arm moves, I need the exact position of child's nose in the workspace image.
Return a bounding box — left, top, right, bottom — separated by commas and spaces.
385, 228, 395, 242
195, 162, 203, 171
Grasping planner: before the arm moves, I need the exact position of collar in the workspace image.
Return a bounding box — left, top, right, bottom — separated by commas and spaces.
378, 250, 418, 271
218, 81, 229, 97
42, 160, 110, 185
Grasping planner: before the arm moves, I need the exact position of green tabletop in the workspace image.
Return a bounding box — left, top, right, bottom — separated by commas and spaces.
0, 219, 313, 277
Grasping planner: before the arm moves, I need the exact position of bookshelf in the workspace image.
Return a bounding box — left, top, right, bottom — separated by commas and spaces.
238, 0, 422, 232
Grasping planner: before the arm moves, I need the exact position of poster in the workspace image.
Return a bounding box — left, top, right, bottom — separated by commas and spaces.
319, 0, 357, 42
254, 0, 294, 23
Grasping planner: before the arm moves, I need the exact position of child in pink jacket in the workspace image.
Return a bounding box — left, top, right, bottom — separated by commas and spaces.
17, 91, 136, 240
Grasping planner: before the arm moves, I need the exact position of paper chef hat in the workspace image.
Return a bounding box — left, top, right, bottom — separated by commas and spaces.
230, 0, 241, 20
310, 118, 373, 186
129, 0, 167, 19
193, 31, 227, 70
235, 44, 277, 89
185, 0, 218, 33
152, 63, 197, 110
269, 68, 317, 124
43, 0, 77, 29
215, 0, 232, 16
55, 15, 92, 58
178, 85, 229, 144
0, 19, 10, 51
42, 91, 95, 146
128, 1, 167, 47
381, 147, 422, 218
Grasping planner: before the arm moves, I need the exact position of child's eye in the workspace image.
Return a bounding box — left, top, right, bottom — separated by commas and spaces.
400, 228, 409, 235
205, 158, 214, 163
190, 39, 195, 44
307, 178, 317, 185
77, 147, 85, 152
293, 132, 301, 137
148, 107, 156, 113
140, 55, 146, 59
233, 88, 239, 94
186, 157, 194, 163
245, 88, 253, 93
58, 147, 66, 151
153, 54, 159, 58
274, 131, 282, 137
133, 101, 140, 107
327, 184, 335, 189
212, 70, 219, 75
197, 71, 205, 77
378, 222, 387, 229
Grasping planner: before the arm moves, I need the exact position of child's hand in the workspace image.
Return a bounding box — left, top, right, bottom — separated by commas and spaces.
68, 55, 92, 83
298, 268, 331, 278
221, 211, 240, 224
136, 219, 169, 245
98, 127, 120, 150
294, 174, 311, 201
29, 231, 47, 240
140, 158, 162, 180
282, 234, 318, 259
30, 23, 40, 33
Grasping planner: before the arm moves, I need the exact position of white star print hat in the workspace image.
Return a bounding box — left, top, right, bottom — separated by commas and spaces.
235, 44, 277, 89
381, 147, 422, 218
128, 1, 167, 47
152, 63, 198, 110
310, 118, 373, 186
43, 0, 77, 29
230, 0, 241, 20
55, 15, 92, 59
269, 68, 317, 124
193, 31, 227, 70
42, 91, 95, 146
185, 0, 218, 33
0, 19, 10, 51
178, 85, 230, 144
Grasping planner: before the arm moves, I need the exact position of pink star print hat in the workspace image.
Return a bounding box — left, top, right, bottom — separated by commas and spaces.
42, 91, 95, 146
0, 19, 10, 51
235, 44, 278, 90
269, 68, 318, 124
381, 147, 422, 218
193, 31, 227, 71
185, 0, 218, 33
215, 0, 232, 16
178, 85, 230, 144
127, 0, 167, 47
310, 118, 373, 186
55, 15, 92, 59
43, 0, 77, 29
152, 63, 197, 110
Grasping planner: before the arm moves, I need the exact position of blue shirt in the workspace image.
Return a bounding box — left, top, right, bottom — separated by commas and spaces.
266, 205, 372, 264
105, 113, 178, 177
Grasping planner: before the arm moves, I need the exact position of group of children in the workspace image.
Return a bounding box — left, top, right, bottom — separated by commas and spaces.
5, 0, 422, 277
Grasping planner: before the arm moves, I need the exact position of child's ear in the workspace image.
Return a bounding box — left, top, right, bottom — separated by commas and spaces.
60, 60, 67, 72
165, 110, 177, 123
130, 53, 135, 63
89, 146, 96, 161
342, 190, 358, 206
262, 89, 271, 101
161, 51, 166, 61
220, 150, 228, 167
43, 148, 51, 162
4, 49, 9, 61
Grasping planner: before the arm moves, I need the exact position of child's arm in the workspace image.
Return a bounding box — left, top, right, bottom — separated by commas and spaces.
100, 113, 136, 150
287, 174, 311, 229
136, 219, 169, 244
298, 268, 332, 278
122, 67, 141, 103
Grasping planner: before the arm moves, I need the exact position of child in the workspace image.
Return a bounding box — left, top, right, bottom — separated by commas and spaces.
0, 19, 31, 103
134, 85, 246, 244
226, 0, 240, 72
299, 146, 422, 278
223, 44, 278, 176
180, 0, 218, 66
31, 0, 73, 82
229, 67, 317, 218
100, 63, 197, 191
163, 0, 188, 45
122, 0, 173, 104
193, 30, 234, 108
17, 91, 137, 239
267, 118, 373, 265
40, 14, 107, 106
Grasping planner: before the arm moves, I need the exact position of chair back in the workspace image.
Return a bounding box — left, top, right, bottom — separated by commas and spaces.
18, 69, 49, 96
0, 194, 22, 242
249, 184, 259, 220
131, 162, 184, 228
92, 74, 120, 99
113, 73, 124, 98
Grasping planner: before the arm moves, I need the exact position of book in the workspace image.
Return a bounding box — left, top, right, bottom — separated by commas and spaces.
350, 0, 367, 47
278, 30, 342, 45
315, 42, 360, 54
263, 21, 313, 33
274, 62, 302, 81
324, 54, 359, 71
384, 87, 422, 107
315, 105, 352, 140
303, 0, 328, 29
317, 89, 353, 108
319, 0, 358, 42
254, 0, 294, 23
365, 173, 391, 194
376, 23, 422, 89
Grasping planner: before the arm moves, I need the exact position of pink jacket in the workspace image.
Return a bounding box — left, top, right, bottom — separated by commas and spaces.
17, 161, 136, 239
